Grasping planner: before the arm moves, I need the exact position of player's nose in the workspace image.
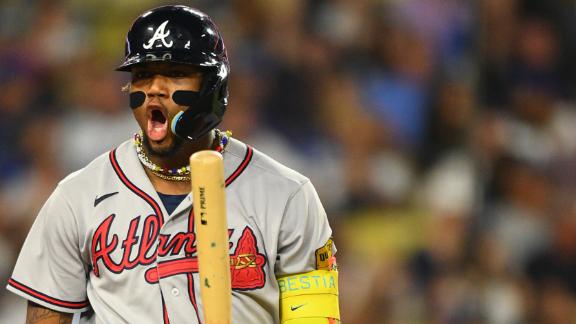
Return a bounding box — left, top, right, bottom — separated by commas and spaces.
146, 74, 169, 99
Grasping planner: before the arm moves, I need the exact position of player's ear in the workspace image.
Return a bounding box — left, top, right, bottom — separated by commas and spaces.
121, 82, 131, 92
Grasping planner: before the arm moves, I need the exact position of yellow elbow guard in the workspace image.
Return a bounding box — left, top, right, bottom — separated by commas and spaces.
277, 270, 340, 323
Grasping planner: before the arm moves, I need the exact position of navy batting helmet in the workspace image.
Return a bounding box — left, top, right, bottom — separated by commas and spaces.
117, 5, 229, 141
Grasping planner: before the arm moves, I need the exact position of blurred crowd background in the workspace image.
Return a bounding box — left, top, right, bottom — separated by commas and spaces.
1, 0, 576, 322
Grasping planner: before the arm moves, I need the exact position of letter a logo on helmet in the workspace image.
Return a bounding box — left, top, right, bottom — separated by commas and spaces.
143, 20, 173, 49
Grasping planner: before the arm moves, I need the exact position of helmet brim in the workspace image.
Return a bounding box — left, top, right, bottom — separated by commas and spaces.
116, 50, 223, 72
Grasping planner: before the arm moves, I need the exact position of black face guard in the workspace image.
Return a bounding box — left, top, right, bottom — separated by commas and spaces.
169, 87, 225, 141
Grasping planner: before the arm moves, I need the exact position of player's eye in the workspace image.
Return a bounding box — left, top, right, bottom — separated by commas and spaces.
132, 71, 152, 80
167, 70, 187, 78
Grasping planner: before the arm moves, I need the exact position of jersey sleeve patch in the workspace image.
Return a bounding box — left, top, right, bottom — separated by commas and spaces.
315, 238, 336, 271
7, 278, 90, 312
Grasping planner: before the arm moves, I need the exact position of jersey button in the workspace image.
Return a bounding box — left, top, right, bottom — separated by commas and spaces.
171, 287, 180, 297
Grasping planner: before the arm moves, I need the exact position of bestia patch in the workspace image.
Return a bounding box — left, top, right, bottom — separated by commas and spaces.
315, 238, 336, 271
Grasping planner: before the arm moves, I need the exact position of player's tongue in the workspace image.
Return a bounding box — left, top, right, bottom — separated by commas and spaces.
147, 110, 168, 141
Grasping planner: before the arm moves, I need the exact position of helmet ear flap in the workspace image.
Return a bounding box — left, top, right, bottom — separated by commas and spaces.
214, 81, 228, 116
171, 109, 221, 141
170, 88, 224, 141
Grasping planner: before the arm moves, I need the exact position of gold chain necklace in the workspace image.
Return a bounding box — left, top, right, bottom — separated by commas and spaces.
134, 129, 232, 181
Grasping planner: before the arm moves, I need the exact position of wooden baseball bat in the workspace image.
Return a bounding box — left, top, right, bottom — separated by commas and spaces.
190, 150, 231, 324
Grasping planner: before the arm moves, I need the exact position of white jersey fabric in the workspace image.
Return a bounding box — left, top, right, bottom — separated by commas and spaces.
7, 136, 334, 324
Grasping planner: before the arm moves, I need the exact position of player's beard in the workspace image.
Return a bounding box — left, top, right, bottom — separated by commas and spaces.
142, 133, 184, 158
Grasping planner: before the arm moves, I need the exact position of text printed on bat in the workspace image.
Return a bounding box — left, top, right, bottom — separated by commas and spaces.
199, 186, 207, 225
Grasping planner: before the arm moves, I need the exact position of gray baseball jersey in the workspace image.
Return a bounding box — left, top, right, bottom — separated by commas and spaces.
7, 137, 335, 323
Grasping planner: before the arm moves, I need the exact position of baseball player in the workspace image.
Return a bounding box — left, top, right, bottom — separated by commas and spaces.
7, 5, 340, 324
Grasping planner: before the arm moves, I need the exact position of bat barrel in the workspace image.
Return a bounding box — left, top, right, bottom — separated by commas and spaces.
190, 150, 231, 324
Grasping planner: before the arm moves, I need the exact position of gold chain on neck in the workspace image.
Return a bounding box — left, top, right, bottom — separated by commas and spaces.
134, 129, 232, 182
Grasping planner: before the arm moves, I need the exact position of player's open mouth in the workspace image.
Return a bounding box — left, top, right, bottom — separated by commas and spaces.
147, 108, 169, 141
